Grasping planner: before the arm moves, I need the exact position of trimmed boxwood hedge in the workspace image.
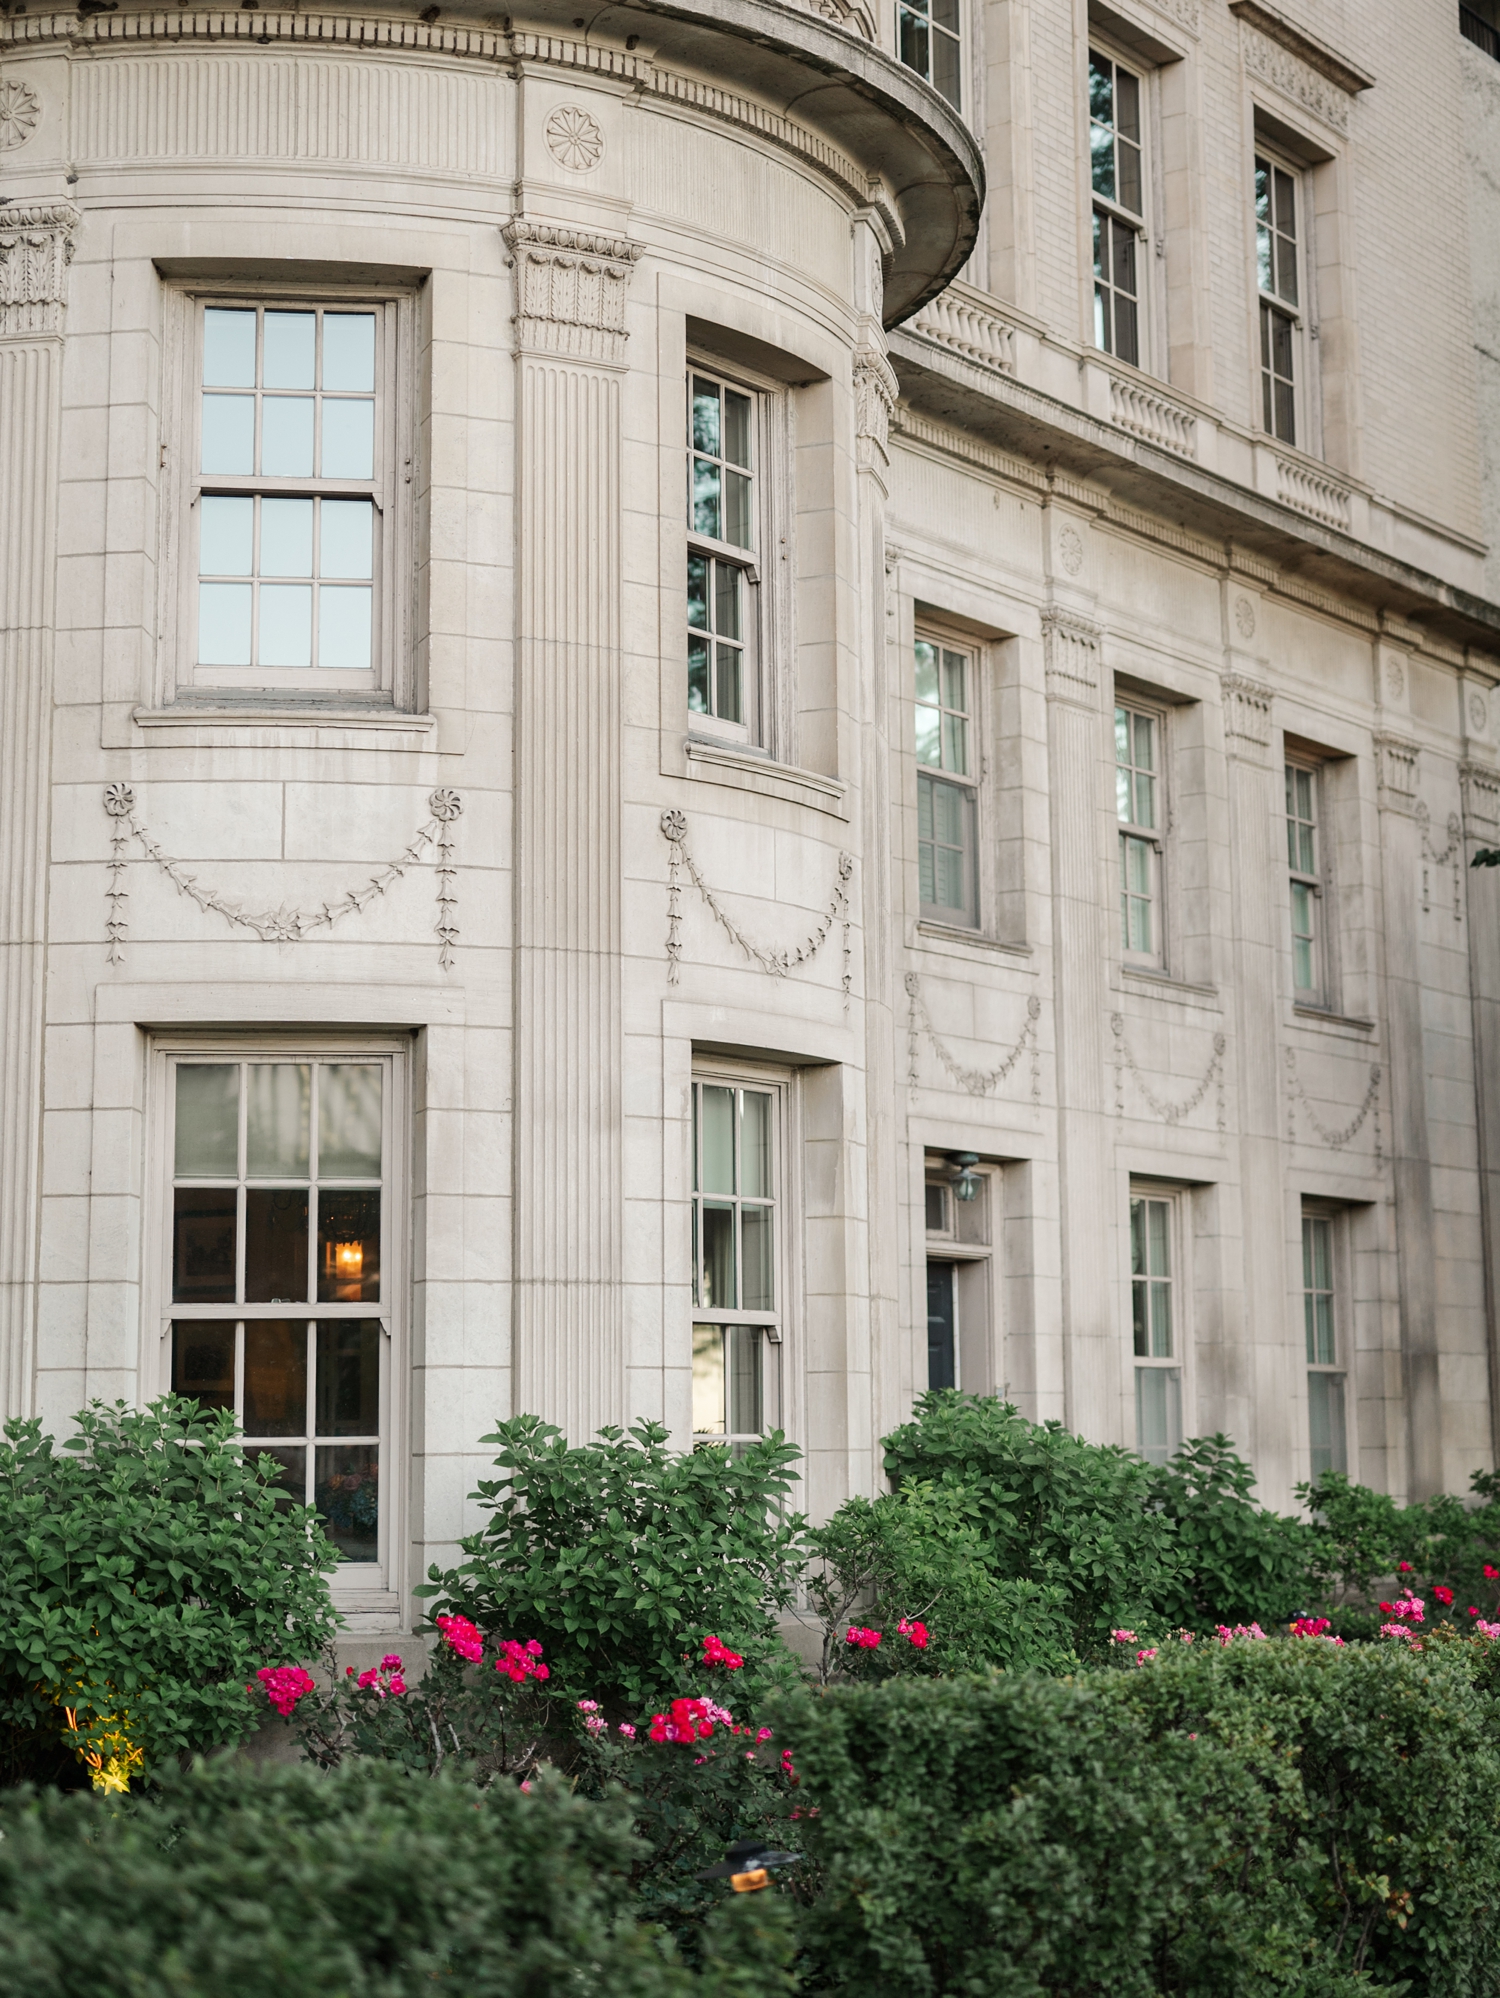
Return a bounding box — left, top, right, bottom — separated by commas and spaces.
772, 1638, 1500, 1997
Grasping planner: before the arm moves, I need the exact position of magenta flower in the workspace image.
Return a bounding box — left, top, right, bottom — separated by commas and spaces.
495, 1639, 550, 1684
702, 1634, 746, 1669
436, 1614, 484, 1663
896, 1618, 930, 1649
844, 1626, 882, 1649
256, 1665, 316, 1718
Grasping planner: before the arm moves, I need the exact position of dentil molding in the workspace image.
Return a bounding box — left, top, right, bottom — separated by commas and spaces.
0, 201, 78, 339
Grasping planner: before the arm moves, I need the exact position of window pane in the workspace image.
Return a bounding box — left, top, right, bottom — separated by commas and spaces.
699, 1086, 735, 1194
321, 399, 375, 481
203, 308, 256, 389
200, 496, 254, 576
727, 1325, 763, 1435
316, 1320, 381, 1436
1135, 1366, 1181, 1466
171, 1322, 235, 1412
317, 1189, 381, 1303
940, 648, 966, 712
1274, 376, 1295, 446
199, 583, 252, 666
942, 711, 968, 776
201, 394, 255, 475
260, 585, 313, 667
322, 313, 376, 393
253, 1444, 307, 1506
1307, 1216, 1332, 1291
714, 561, 742, 640
688, 634, 710, 712
723, 470, 753, 550
1115, 65, 1140, 144
261, 397, 315, 478
701, 1203, 736, 1309
244, 1189, 310, 1304
1114, 294, 1139, 368
321, 499, 374, 580
243, 1320, 308, 1436
176, 1064, 239, 1177
932, 31, 960, 107
914, 640, 939, 703
691, 378, 721, 456
319, 1065, 382, 1178
1147, 1199, 1170, 1277
740, 1089, 772, 1197
173, 1186, 238, 1305
1130, 1196, 1146, 1275
715, 644, 742, 724
742, 1204, 773, 1311
693, 1324, 725, 1434
925, 1183, 948, 1233
692, 457, 721, 539
915, 703, 942, 766
1118, 135, 1141, 217
1150, 1280, 1172, 1357
260, 497, 315, 579
319, 587, 373, 671
263, 311, 316, 390
315, 1444, 379, 1561
1308, 1372, 1347, 1477
899, 8, 930, 77
687, 552, 709, 631
1132, 1280, 1150, 1357
722, 388, 752, 469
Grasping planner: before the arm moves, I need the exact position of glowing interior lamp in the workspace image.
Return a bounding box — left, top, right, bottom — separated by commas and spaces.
333, 1240, 364, 1280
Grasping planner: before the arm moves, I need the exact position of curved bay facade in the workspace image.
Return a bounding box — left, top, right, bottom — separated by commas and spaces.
1, 0, 1498, 1625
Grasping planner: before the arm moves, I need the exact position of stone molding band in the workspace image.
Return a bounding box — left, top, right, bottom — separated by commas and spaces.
102, 783, 462, 968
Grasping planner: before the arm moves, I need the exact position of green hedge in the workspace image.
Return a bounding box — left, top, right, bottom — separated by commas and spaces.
0, 1759, 796, 1998
773, 1638, 1500, 1996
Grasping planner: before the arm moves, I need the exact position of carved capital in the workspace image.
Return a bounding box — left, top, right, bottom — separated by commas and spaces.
0, 200, 78, 339
502, 220, 642, 367
852, 344, 898, 466
1041, 608, 1100, 705
1373, 730, 1419, 810
1222, 673, 1273, 755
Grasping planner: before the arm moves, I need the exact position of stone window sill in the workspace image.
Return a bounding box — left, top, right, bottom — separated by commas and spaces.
684, 736, 847, 817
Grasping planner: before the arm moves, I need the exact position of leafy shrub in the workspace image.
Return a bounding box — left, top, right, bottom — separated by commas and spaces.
805, 1480, 1075, 1679
421, 1415, 807, 1709
881, 1392, 1185, 1658
774, 1637, 1500, 1996
0, 1398, 339, 1790
1145, 1434, 1318, 1632
1304, 1468, 1500, 1623
0, 1758, 798, 1997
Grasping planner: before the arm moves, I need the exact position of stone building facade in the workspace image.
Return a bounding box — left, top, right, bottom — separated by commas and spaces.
2, 0, 1498, 1631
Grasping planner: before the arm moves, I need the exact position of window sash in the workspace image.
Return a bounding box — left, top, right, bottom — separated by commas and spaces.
1130, 1195, 1173, 1358
918, 771, 979, 926
164, 1053, 394, 1574
1286, 763, 1323, 993
898, 0, 961, 108
691, 1075, 783, 1448
188, 297, 394, 693
1307, 1370, 1347, 1477
1303, 1216, 1336, 1364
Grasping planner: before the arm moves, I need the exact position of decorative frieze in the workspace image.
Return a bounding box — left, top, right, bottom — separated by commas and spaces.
1231, 3, 1373, 135
1417, 802, 1465, 924
663, 810, 853, 1003
1111, 1016, 1227, 1133
905, 973, 1041, 1104
100, 784, 463, 967
1041, 608, 1101, 705
0, 202, 78, 340
1462, 760, 1500, 831
1285, 1050, 1383, 1166
502, 221, 641, 369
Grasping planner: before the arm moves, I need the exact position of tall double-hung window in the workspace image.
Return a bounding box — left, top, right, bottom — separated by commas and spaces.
898, 0, 961, 108
691, 1077, 782, 1451
187, 296, 407, 696
1286, 760, 1326, 1001
1303, 1209, 1348, 1478
687, 370, 760, 745
165, 1053, 398, 1582
1116, 700, 1163, 964
1090, 48, 1147, 368
916, 636, 980, 928
1131, 1189, 1182, 1466
1255, 153, 1303, 445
